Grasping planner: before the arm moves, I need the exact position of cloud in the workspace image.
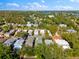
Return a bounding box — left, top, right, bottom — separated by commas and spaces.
70, 0, 79, 3
54, 5, 73, 10
41, 0, 45, 3
1, 2, 48, 10
6, 3, 20, 7
23, 2, 48, 10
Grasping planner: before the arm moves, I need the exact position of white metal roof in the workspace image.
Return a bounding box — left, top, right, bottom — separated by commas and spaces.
34, 29, 39, 36
14, 38, 24, 49
59, 24, 67, 27
4, 37, 17, 46
67, 29, 77, 33
28, 30, 33, 35
55, 39, 69, 46
40, 30, 45, 36
55, 39, 70, 49
62, 45, 70, 49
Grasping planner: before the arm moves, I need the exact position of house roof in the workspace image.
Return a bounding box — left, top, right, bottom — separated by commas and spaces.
67, 29, 77, 33
25, 36, 34, 47
53, 32, 62, 40
59, 24, 67, 27
14, 38, 24, 49
55, 39, 69, 46
4, 37, 17, 46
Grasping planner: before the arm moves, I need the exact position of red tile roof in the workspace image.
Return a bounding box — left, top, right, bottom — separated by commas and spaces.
52, 32, 62, 40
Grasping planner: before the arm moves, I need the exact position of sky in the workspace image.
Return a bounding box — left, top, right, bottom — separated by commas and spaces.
0, 0, 79, 10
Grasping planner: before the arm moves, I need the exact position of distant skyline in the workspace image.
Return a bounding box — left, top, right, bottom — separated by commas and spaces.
0, 0, 79, 10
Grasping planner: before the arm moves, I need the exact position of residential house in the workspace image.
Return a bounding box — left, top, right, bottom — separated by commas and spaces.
48, 15, 54, 18
27, 22, 32, 27
4, 29, 15, 37
52, 32, 70, 49
4, 37, 17, 46
59, 24, 67, 27
33, 23, 38, 27
28, 30, 33, 36
23, 30, 27, 32
47, 30, 52, 37
40, 29, 45, 36
34, 29, 39, 37
35, 36, 42, 46
14, 38, 24, 49
67, 29, 77, 33
25, 36, 34, 47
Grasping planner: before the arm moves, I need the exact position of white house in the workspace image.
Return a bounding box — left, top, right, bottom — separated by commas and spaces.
33, 23, 38, 27
59, 24, 67, 27
40, 29, 45, 36
55, 39, 70, 49
14, 38, 24, 49
47, 30, 52, 37
4, 29, 15, 37
34, 29, 39, 36
53, 32, 70, 49
4, 32, 10, 37
23, 30, 27, 32
4, 37, 17, 46
48, 15, 54, 18
28, 30, 33, 36
27, 22, 32, 27
17, 29, 22, 32
67, 29, 77, 33
25, 36, 34, 47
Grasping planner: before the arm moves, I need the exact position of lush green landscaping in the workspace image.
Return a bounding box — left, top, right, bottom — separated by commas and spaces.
0, 11, 79, 59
